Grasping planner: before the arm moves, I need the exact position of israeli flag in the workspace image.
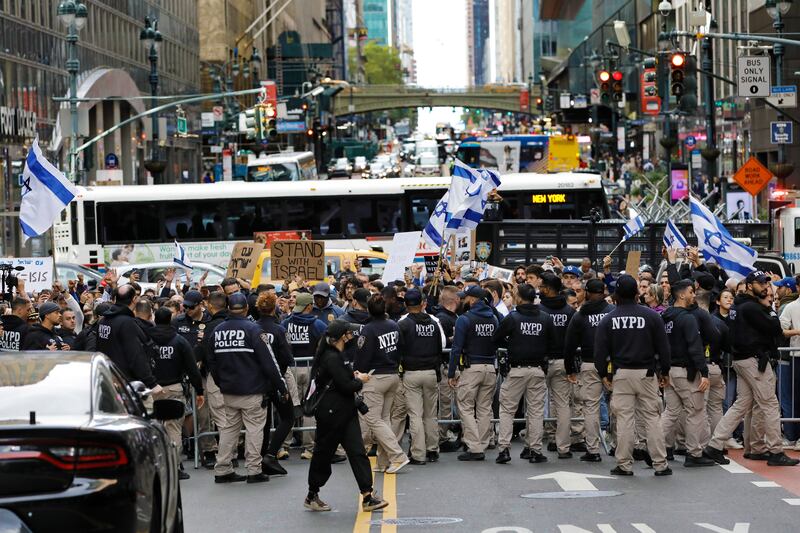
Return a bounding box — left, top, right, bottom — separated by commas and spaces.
663, 219, 688, 250
446, 161, 502, 232
621, 214, 646, 242
173, 240, 193, 270
19, 137, 78, 241
690, 196, 756, 281
422, 192, 450, 248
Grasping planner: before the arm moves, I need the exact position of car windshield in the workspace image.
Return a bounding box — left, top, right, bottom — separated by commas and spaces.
0, 355, 92, 424
247, 163, 299, 182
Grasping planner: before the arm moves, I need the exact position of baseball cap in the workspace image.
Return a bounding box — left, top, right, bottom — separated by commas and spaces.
458, 285, 487, 299
585, 279, 606, 294
352, 288, 371, 306
183, 290, 203, 308
227, 292, 248, 311
312, 282, 331, 298
404, 288, 423, 306
562, 266, 581, 277
325, 319, 360, 341
540, 272, 563, 292
38, 301, 61, 319
691, 271, 716, 291
745, 270, 770, 285
615, 274, 639, 299
293, 292, 314, 313
773, 276, 798, 293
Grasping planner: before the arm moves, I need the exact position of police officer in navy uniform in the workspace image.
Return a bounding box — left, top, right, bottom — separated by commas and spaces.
0, 297, 32, 350
448, 285, 499, 461
208, 293, 288, 484
564, 279, 614, 462
493, 283, 553, 464
595, 275, 672, 476
173, 289, 210, 351
434, 285, 460, 449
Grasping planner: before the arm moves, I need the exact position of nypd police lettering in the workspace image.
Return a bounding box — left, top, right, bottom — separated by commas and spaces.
587, 313, 608, 327
611, 316, 646, 329
214, 329, 249, 350
159, 346, 174, 360
520, 322, 543, 335
550, 313, 569, 327
378, 331, 399, 351
0, 331, 21, 351
475, 323, 495, 336
416, 323, 436, 337
286, 323, 310, 344
98, 324, 112, 340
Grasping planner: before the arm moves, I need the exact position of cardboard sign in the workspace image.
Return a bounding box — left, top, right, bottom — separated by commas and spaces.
254, 230, 312, 247
424, 255, 440, 274
625, 250, 642, 276
0, 257, 54, 294
226, 242, 265, 280
271, 240, 325, 281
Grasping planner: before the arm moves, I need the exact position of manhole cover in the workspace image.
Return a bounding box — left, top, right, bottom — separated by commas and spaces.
521, 491, 623, 499
369, 517, 463, 527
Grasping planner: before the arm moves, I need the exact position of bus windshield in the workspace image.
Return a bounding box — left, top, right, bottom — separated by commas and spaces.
246, 163, 299, 182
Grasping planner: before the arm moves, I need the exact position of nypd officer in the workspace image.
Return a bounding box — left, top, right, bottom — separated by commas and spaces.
448, 285, 499, 461
660, 280, 715, 467
595, 275, 673, 476
397, 288, 446, 465
208, 293, 288, 484
564, 278, 614, 462
493, 283, 553, 464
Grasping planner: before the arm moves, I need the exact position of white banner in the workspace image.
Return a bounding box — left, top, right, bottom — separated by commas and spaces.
0, 257, 54, 293
382, 231, 422, 284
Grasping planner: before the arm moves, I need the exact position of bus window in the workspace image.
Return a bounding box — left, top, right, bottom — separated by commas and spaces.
247, 163, 299, 181
226, 199, 283, 239
409, 196, 440, 231
98, 202, 159, 243
285, 197, 344, 237
84, 201, 97, 245
794, 217, 800, 247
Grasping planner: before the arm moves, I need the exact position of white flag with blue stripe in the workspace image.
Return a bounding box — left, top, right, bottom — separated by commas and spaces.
173, 240, 193, 270
422, 192, 450, 248
663, 219, 688, 250
690, 196, 756, 281
621, 214, 646, 242
445, 161, 502, 232
19, 137, 78, 241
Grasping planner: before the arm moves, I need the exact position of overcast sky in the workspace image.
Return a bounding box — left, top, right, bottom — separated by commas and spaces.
412, 0, 467, 134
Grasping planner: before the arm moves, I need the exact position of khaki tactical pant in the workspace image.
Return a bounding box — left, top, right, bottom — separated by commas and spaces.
159, 383, 186, 449
284, 366, 315, 451
214, 394, 267, 476
706, 363, 725, 437
390, 379, 408, 439
359, 374, 406, 468
709, 358, 782, 454
456, 364, 496, 453
546, 360, 573, 454
579, 362, 604, 454
197, 374, 226, 452
404, 370, 440, 461
744, 404, 767, 455
498, 366, 546, 452
438, 364, 457, 440
661, 367, 709, 457
610, 369, 669, 472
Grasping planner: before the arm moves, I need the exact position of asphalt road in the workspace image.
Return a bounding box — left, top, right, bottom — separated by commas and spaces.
180, 444, 800, 533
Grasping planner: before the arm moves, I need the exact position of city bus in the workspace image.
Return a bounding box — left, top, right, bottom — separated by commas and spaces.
245, 151, 318, 181
53, 172, 608, 268
457, 134, 580, 173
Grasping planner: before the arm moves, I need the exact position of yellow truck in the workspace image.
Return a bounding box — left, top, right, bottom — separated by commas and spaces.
547, 135, 580, 172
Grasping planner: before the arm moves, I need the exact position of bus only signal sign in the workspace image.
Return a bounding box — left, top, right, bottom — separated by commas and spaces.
738, 56, 771, 97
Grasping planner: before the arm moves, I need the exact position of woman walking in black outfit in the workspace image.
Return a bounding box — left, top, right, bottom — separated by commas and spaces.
305, 320, 389, 513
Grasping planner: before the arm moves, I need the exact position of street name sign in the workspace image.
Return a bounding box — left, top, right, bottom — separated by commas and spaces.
767, 85, 797, 108
737, 56, 770, 97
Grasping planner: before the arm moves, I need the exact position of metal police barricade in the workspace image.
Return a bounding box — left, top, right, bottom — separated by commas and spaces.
777, 348, 800, 425
188, 349, 590, 469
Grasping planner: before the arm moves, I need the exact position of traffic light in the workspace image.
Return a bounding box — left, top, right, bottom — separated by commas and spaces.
262, 103, 277, 140
670, 52, 686, 98
641, 57, 660, 115
243, 107, 259, 139
545, 94, 555, 112
598, 70, 611, 105
535, 97, 543, 112
679, 55, 698, 113
611, 71, 624, 102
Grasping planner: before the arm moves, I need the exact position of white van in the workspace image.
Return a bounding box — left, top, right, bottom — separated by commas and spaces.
246, 151, 319, 181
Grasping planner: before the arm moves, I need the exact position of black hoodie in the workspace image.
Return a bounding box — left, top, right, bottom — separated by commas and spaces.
198, 310, 228, 372
539, 294, 575, 360
97, 305, 157, 388
686, 303, 720, 364
398, 312, 445, 371
257, 315, 295, 374
0, 315, 29, 351
21, 324, 66, 351
731, 293, 782, 359
594, 302, 671, 378
340, 308, 370, 363
661, 306, 708, 378
493, 303, 553, 366
563, 299, 615, 374
149, 324, 203, 393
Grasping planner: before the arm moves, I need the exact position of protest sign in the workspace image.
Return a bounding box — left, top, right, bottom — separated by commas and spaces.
484, 264, 514, 283
226, 242, 265, 279
0, 257, 53, 293
625, 250, 642, 275
382, 231, 422, 284
271, 240, 325, 281
254, 230, 312, 247
424, 255, 440, 274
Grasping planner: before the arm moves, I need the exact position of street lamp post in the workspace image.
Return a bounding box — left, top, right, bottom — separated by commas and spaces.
766, 0, 795, 186
701, 6, 719, 181
658, 1, 676, 185
140, 16, 166, 182
57, 0, 87, 184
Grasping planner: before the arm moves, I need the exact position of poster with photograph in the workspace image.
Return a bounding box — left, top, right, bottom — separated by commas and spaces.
726, 191, 754, 221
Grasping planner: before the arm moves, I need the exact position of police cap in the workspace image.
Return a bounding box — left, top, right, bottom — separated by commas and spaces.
615, 274, 638, 299
585, 279, 606, 294
228, 292, 248, 311
404, 288, 424, 306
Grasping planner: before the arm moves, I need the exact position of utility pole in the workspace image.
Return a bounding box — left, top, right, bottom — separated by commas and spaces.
355, 0, 367, 84
658, 4, 676, 188
701, 3, 719, 180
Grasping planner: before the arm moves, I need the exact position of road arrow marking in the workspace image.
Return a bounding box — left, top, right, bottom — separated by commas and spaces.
528, 471, 614, 491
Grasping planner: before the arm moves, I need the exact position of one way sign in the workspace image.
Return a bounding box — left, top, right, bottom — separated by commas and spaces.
767, 85, 797, 108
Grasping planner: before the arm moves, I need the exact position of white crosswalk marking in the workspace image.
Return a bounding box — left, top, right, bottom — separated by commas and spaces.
751, 481, 780, 488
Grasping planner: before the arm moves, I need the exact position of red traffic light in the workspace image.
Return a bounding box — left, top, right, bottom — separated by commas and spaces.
612, 71, 623, 81
535, 97, 543, 105
671, 53, 685, 68
598, 70, 611, 82
306, 128, 314, 136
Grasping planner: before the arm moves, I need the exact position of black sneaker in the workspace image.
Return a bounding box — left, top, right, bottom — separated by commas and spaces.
214, 472, 247, 483
457, 452, 485, 461
684, 455, 716, 467
247, 473, 270, 484
362, 493, 389, 512
426, 451, 439, 463
496, 449, 511, 464
744, 452, 770, 461
702, 446, 730, 465
632, 448, 649, 462
408, 458, 427, 466
767, 452, 800, 466
673, 448, 687, 456
529, 451, 548, 464
201, 451, 217, 469
439, 440, 461, 453
178, 469, 190, 480
654, 467, 673, 476
331, 454, 347, 464
580, 453, 602, 462
570, 442, 587, 452
641, 451, 653, 467
558, 452, 573, 459
262, 455, 288, 476
519, 447, 532, 460
610, 466, 633, 476
547, 442, 557, 452
666, 447, 675, 461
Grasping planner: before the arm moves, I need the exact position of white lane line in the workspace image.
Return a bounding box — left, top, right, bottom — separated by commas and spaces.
751, 481, 781, 488
719, 460, 752, 474
783, 498, 800, 506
